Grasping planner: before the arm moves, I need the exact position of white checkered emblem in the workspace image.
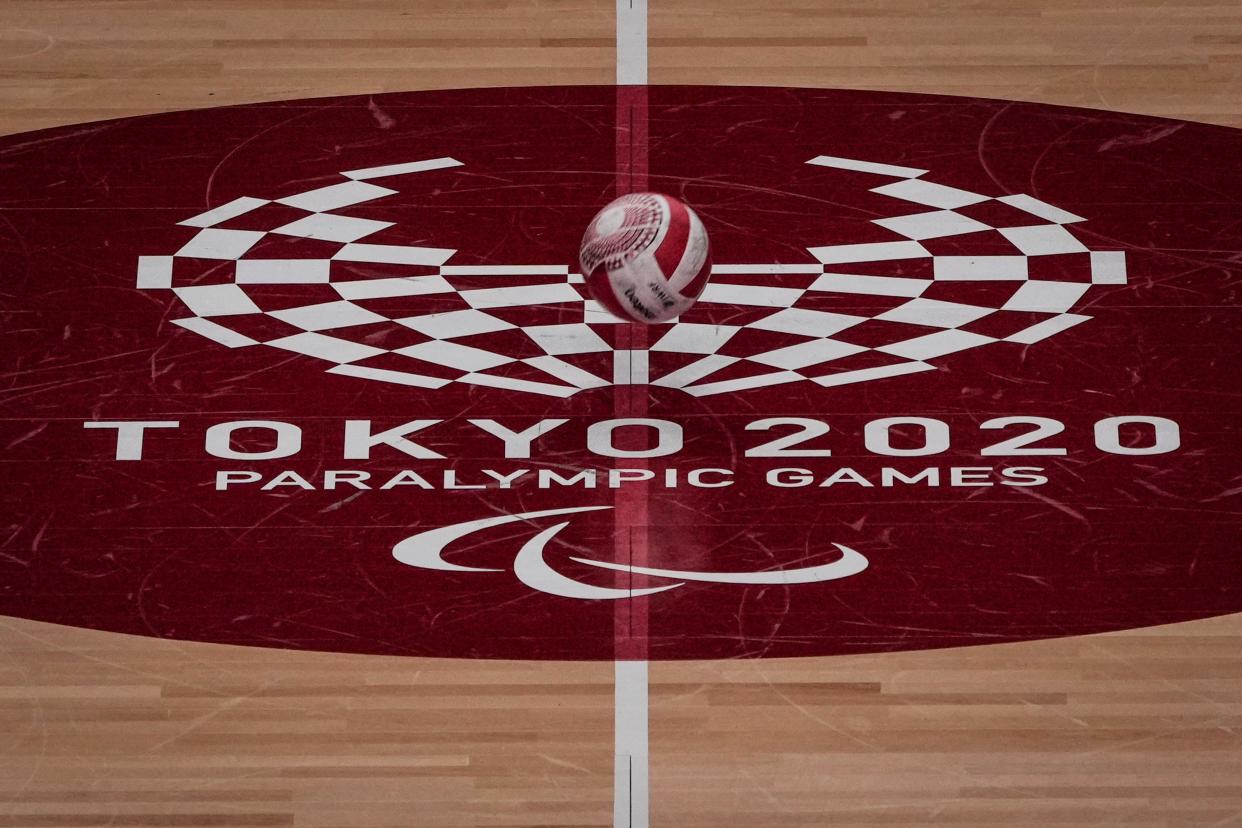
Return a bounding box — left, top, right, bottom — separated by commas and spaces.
136, 155, 1126, 397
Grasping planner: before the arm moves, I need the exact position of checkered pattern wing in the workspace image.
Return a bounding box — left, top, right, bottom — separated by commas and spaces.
134, 155, 1126, 397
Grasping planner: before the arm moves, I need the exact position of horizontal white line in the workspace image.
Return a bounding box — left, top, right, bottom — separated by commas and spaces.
700, 283, 803, 307
333, 276, 453, 300
712, 263, 823, 274
235, 259, 331, 284
809, 273, 930, 297
441, 264, 571, 276
334, 243, 455, 266
807, 155, 927, 179
813, 360, 936, 387
684, 369, 804, 397
462, 283, 583, 309
808, 240, 930, 265
933, 256, 1028, 281
326, 363, 450, 389
342, 157, 463, 180
459, 372, 577, 398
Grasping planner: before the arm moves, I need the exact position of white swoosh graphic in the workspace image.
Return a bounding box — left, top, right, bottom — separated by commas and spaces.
392, 505, 612, 572
392, 505, 869, 600
569, 543, 868, 584
514, 522, 680, 600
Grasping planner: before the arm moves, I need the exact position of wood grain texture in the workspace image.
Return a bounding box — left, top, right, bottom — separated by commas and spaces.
648, 0, 1242, 127
0, 617, 616, 828
650, 614, 1242, 825
2, 1, 1242, 825
3, 614, 1240, 826
3, 0, 1242, 134
0, 0, 616, 135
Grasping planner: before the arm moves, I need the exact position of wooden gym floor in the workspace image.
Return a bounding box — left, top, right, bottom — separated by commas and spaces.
2, 2, 1242, 826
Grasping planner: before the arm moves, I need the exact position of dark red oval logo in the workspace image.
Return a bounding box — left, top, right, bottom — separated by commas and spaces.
1, 85, 1238, 660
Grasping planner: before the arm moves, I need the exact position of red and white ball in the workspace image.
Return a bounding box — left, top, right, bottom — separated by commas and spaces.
578, 192, 712, 323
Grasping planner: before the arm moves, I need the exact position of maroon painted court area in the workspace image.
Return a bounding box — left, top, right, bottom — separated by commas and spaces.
1, 85, 1240, 660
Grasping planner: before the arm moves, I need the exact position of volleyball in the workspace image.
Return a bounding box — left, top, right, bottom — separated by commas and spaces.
578, 192, 712, 323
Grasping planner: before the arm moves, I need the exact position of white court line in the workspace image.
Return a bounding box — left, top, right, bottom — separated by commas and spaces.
613, 348, 650, 385
615, 660, 650, 828
617, 0, 647, 85
615, 1, 649, 825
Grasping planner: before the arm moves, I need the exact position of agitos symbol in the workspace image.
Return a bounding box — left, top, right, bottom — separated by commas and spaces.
392, 506, 869, 600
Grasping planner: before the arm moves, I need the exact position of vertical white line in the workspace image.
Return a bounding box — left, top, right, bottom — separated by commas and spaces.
612, 349, 651, 385
613, 349, 632, 385
616, 0, 648, 85
629, 349, 649, 384
615, 0, 649, 823
614, 659, 650, 828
